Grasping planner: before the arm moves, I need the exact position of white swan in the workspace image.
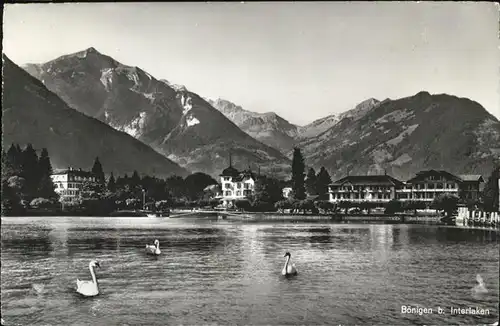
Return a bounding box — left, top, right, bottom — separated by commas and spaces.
76, 260, 101, 297
146, 239, 161, 255
282, 252, 298, 276
472, 274, 488, 294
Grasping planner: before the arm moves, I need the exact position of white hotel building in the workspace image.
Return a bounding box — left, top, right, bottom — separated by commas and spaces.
218, 164, 256, 208
51, 168, 97, 201
328, 170, 485, 204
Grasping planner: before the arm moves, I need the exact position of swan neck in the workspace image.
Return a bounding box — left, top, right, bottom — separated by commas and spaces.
284, 256, 290, 271
89, 265, 97, 285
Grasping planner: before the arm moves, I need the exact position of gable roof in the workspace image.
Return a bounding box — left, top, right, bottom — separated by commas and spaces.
330, 175, 403, 187
458, 174, 484, 182
407, 170, 462, 183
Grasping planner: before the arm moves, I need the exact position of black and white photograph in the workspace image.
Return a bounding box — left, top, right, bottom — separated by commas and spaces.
1, 2, 499, 325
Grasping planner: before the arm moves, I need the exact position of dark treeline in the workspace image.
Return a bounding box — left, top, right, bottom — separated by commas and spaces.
2, 144, 58, 215
57, 160, 222, 216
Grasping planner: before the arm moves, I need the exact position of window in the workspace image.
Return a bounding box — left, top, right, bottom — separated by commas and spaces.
225, 191, 231, 196
236, 191, 241, 196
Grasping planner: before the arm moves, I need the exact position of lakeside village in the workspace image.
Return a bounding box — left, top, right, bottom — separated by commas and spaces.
1, 143, 499, 228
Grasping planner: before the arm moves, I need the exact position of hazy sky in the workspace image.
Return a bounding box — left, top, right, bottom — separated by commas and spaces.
3, 2, 499, 125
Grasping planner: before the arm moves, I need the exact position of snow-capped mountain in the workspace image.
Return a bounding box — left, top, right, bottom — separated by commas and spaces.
23, 47, 290, 177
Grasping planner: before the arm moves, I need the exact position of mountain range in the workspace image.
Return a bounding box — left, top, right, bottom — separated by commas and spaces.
23, 48, 290, 178
9, 46, 500, 182
2, 54, 188, 178
210, 97, 382, 153
296, 91, 500, 180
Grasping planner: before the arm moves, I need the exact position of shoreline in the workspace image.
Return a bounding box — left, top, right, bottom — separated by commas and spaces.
3, 212, 499, 231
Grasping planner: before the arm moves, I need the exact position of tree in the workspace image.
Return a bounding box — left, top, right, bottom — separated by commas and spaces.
184, 172, 218, 201
2, 145, 22, 181
253, 176, 283, 206
305, 168, 317, 196
91, 157, 106, 185
316, 167, 332, 199
107, 173, 116, 193
432, 193, 460, 217
20, 144, 40, 199
1, 179, 25, 216
291, 147, 306, 200
130, 170, 141, 188
483, 165, 499, 212
37, 148, 58, 199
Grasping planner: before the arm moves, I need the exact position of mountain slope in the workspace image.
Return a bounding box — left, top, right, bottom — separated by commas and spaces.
23, 48, 291, 177
3, 54, 188, 178
297, 91, 500, 181
209, 98, 299, 153
297, 98, 381, 139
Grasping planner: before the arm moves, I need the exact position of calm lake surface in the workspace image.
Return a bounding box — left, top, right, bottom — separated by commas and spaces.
1, 216, 499, 326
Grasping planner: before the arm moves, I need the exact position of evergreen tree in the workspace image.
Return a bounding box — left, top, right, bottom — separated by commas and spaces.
305, 168, 317, 195
316, 167, 332, 199
483, 164, 500, 212
107, 172, 116, 192
291, 147, 306, 200
91, 157, 105, 185
37, 148, 58, 199
3, 144, 22, 179
131, 170, 141, 188
20, 144, 40, 199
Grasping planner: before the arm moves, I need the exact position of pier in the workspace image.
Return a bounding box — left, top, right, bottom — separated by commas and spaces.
456, 207, 500, 229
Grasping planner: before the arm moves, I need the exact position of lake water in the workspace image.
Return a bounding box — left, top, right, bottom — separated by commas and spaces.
1, 216, 499, 326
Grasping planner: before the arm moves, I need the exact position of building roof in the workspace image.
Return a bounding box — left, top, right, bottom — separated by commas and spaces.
220, 166, 240, 177
406, 170, 462, 183
458, 174, 484, 182
330, 175, 404, 187
233, 170, 256, 182
52, 168, 95, 177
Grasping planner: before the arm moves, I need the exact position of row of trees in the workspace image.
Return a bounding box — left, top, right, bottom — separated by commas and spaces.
66, 164, 221, 215
291, 148, 332, 200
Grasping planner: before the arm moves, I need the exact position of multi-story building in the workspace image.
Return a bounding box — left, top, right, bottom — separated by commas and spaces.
328, 175, 404, 203
397, 170, 462, 202
51, 168, 97, 201
219, 164, 256, 207
329, 170, 485, 204
458, 174, 484, 202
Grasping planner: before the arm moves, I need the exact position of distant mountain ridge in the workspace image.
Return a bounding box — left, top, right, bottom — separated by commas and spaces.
209, 98, 299, 153
23, 48, 291, 178
296, 91, 500, 181
2, 54, 188, 178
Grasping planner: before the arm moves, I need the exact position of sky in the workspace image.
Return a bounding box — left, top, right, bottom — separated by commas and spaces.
3, 2, 500, 125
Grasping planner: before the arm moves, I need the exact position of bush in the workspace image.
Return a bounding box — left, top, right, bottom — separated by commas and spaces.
385, 199, 403, 215
315, 200, 334, 214
155, 200, 170, 211
30, 197, 53, 209
250, 200, 274, 212
235, 199, 251, 211
209, 198, 222, 208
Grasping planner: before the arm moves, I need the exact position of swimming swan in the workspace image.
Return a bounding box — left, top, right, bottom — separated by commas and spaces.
76, 260, 101, 297
146, 239, 161, 255
472, 274, 488, 294
282, 252, 298, 276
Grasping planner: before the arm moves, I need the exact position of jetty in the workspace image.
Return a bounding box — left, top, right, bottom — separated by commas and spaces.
456, 207, 500, 230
